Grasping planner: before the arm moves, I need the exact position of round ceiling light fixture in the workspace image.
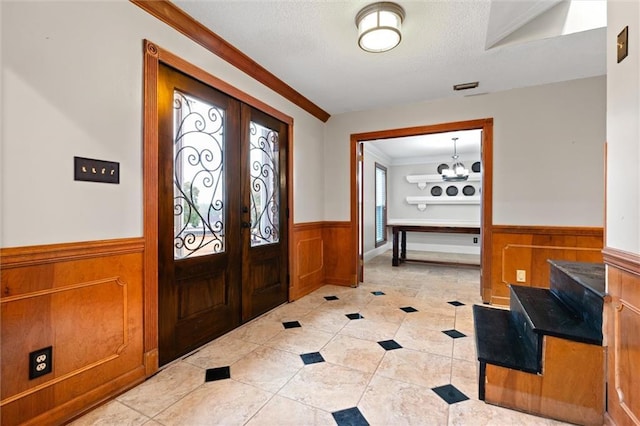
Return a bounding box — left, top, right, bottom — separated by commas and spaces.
355, 2, 405, 53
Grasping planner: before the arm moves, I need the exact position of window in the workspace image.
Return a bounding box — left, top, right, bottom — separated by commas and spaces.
249, 120, 280, 247
375, 163, 387, 247
172, 90, 226, 259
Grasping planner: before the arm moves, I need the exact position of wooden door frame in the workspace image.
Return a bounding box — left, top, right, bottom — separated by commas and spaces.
142, 40, 294, 375
350, 118, 494, 299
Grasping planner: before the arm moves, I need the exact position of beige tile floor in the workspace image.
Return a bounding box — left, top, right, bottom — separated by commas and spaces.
72, 251, 568, 425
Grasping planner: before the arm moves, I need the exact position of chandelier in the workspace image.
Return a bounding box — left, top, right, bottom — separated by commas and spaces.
442, 137, 469, 181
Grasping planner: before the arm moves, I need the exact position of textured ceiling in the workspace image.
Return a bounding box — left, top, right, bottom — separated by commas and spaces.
173, 0, 606, 116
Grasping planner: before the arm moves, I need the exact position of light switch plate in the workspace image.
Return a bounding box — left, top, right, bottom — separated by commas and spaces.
618, 26, 628, 63
74, 156, 120, 184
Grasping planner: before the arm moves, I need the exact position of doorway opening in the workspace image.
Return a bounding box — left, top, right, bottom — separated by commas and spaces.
350, 119, 493, 300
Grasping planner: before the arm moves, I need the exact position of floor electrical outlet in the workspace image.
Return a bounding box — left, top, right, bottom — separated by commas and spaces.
29, 346, 52, 379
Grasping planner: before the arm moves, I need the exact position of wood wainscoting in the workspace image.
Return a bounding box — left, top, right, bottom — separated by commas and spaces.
486, 225, 604, 305
290, 222, 355, 301
0, 238, 146, 426
603, 247, 640, 426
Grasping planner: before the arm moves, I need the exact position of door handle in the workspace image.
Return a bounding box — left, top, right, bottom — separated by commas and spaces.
241, 221, 252, 228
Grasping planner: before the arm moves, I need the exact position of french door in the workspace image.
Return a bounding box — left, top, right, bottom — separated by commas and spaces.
157, 63, 288, 365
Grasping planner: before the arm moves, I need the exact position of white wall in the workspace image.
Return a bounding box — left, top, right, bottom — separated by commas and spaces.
606, 0, 640, 254
0, 2, 610, 249
324, 77, 606, 227
1, 1, 326, 248
388, 161, 481, 222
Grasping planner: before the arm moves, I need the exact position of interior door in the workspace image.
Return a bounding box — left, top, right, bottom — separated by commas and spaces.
157, 64, 242, 365
240, 105, 288, 321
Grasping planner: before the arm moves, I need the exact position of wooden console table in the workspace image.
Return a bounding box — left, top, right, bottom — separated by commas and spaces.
387, 220, 480, 267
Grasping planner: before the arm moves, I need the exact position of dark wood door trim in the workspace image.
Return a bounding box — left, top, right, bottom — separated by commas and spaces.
349, 118, 494, 299
143, 40, 294, 375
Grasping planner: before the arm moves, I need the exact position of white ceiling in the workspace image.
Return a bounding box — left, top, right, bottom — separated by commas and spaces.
173, 0, 606, 116
367, 129, 482, 164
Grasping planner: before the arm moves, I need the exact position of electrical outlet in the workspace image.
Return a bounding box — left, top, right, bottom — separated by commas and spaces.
473, 237, 478, 244
516, 270, 526, 283
29, 346, 52, 379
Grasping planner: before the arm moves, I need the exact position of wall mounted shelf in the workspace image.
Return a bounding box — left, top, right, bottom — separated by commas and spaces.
406, 173, 481, 189
406, 195, 481, 211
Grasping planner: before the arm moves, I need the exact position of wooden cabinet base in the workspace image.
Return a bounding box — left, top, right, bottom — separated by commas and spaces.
484, 336, 605, 426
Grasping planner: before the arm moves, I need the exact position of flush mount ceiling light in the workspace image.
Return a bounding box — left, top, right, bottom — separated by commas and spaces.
442, 137, 470, 182
355, 2, 405, 53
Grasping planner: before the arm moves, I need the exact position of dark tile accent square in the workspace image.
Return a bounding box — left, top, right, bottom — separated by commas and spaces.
400, 306, 418, 313
442, 329, 467, 339
205, 366, 230, 382
282, 321, 302, 329
324, 295, 339, 301
432, 384, 469, 404
448, 300, 465, 307
332, 407, 370, 426
378, 340, 402, 351
346, 313, 364, 320
300, 352, 325, 365
371, 291, 386, 296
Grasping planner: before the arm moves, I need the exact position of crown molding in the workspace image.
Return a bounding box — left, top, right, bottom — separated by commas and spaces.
130, 0, 330, 122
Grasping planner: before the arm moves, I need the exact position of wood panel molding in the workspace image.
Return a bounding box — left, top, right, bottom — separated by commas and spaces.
131, 1, 330, 122
290, 223, 324, 300
489, 225, 604, 305
289, 221, 355, 300
297, 238, 324, 280
0, 238, 144, 269
605, 260, 640, 425
603, 246, 640, 275
1, 238, 145, 425
323, 221, 355, 286
492, 225, 604, 236
293, 221, 326, 231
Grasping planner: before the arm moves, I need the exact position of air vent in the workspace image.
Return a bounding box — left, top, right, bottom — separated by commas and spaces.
453, 81, 479, 91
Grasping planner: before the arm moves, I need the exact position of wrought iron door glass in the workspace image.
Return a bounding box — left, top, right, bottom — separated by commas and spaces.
173, 90, 225, 259
249, 121, 280, 247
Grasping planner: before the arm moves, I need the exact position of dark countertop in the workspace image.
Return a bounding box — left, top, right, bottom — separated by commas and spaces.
548, 260, 606, 297
511, 285, 602, 345
473, 304, 540, 374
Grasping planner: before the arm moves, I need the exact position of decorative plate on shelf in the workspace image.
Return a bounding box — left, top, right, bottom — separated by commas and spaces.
437, 163, 449, 174
431, 186, 442, 196
463, 185, 475, 196
446, 186, 458, 196
472, 161, 481, 173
